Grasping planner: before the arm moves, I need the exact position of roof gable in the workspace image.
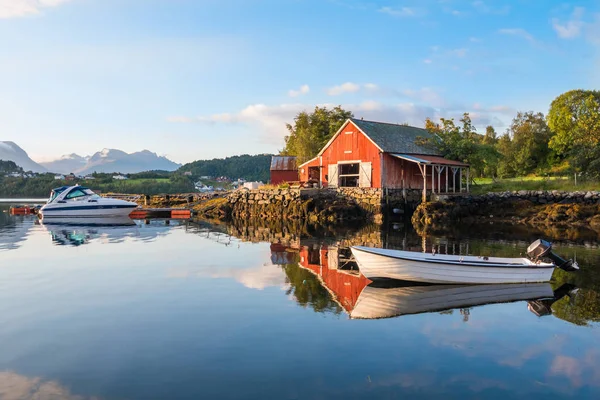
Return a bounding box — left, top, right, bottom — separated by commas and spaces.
350, 118, 441, 155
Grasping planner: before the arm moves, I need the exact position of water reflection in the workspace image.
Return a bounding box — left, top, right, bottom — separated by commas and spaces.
2, 209, 600, 399
266, 235, 599, 325
0, 371, 95, 400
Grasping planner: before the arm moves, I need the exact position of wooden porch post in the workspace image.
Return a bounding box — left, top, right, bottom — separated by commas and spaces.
451, 167, 458, 193
445, 167, 449, 194
459, 168, 463, 192
432, 164, 435, 194
437, 166, 441, 194
423, 164, 427, 202
417, 163, 427, 202
466, 169, 470, 192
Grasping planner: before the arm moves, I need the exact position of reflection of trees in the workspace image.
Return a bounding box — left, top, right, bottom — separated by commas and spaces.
550, 268, 600, 326
280, 263, 342, 314
550, 289, 600, 326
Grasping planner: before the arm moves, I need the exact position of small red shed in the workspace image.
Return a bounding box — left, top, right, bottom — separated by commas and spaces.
270, 156, 298, 185
298, 118, 469, 195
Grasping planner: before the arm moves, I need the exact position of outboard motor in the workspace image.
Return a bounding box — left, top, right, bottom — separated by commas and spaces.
527, 239, 579, 272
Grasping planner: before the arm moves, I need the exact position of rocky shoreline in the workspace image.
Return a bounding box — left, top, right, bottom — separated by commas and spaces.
413, 190, 600, 234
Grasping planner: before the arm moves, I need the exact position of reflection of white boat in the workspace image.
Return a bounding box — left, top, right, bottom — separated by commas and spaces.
38, 217, 181, 246
39, 217, 139, 246
39, 186, 137, 219
40, 217, 136, 227
351, 240, 578, 284
350, 282, 555, 319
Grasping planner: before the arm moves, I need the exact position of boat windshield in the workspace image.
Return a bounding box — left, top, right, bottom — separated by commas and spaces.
48, 187, 68, 203
64, 187, 95, 200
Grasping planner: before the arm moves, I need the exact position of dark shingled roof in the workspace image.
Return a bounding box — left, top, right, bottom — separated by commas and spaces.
351, 118, 441, 155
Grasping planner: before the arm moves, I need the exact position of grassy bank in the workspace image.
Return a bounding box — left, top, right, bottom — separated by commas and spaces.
471, 176, 600, 195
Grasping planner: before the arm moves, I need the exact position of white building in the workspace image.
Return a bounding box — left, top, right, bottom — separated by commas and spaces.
112, 175, 128, 180
54, 174, 65, 180
243, 181, 263, 190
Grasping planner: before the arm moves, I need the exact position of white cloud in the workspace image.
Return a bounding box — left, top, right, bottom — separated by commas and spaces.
169, 264, 288, 291
469, 37, 482, 43
326, 82, 362, 96
169, 101, 442, 145
402, 88, 445, 107
423, 59, 433, 64
552, 7, 585, 39
288, 84, 310, 98
0, 0, 74, 18
449, 48, 468, 57
498, 28, 536, 44
378, 6, 417, 17
472, 0, 510, 15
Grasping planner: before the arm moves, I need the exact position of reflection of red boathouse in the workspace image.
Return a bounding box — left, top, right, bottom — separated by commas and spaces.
298, 245, 370, 313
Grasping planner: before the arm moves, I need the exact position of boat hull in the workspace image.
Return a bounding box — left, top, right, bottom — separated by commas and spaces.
350, 283, 554, 319
351, 246, 555, 284
40, 203, 137, 219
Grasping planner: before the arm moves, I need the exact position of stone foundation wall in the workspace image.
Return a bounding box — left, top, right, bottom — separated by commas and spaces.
451, 190, 600, 206
222, 187, 428, 221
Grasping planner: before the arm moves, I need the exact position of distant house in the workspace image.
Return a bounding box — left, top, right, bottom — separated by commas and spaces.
298, 118, 470, 196
112, 175, 128, 180
183, 171, 192, 176
200, 176, 211, 180
84, 176, 95, 180
65, 174, 77, 181
54, 174, 65, 180
243, 181, 263, 190
8, 172, 22, 178
270, 156, 298, 184
194, 181, 214, 192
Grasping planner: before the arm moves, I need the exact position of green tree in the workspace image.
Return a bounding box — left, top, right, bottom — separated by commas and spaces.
483, 125, 498, 145
509, 111, 553, 176
547, 89, 600, 156
282, 106, 353, 164
424, 113, 499, 177
496, 133, 515, 178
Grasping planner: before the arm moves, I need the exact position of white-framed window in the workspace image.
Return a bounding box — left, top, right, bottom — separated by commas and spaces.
339, 163, 360, 187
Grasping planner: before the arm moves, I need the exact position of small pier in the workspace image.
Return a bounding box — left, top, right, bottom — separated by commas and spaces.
129, 208, 191, 219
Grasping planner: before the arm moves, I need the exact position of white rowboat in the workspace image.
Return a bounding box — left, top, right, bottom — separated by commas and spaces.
351, 243, 575, 284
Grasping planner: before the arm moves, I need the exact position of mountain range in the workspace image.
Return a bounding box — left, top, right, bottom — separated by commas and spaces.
0, 141, 47, 172
1, 141, 181, 174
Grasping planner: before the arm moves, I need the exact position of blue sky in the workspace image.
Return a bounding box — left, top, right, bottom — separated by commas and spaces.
1, 0, 599, 163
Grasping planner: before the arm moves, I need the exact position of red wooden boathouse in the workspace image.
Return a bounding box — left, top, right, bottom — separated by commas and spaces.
298, 118, 469, 197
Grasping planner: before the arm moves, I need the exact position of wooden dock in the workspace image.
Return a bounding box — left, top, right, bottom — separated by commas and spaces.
129, 208, 191, 219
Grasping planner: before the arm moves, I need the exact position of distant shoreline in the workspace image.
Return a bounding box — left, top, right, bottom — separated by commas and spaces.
0, 198, 47, 203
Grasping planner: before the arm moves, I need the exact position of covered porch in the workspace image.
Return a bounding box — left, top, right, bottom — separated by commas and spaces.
390, 154, 470, 202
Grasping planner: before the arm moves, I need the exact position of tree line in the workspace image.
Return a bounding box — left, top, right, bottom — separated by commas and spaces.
179, 154, 272, 182
281, 89, 600, 179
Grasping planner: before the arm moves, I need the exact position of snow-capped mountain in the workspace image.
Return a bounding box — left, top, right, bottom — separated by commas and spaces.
72, 148, 180, 174
40, 153, 88, 175
74, 148, 180, 174
0, 141, 47, 173
3, 143, 181, 174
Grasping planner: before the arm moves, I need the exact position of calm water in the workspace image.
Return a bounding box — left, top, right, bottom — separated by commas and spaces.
1, 205, 600, 399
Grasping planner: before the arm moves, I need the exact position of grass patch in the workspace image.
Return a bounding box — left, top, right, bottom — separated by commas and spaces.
125, 178, 170, 183
471, 176, 600, 194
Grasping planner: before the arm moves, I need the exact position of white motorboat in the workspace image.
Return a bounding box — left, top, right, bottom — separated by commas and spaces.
39, 185, 138, 219
350, 282, 555, 319
351, 240, 579, 284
